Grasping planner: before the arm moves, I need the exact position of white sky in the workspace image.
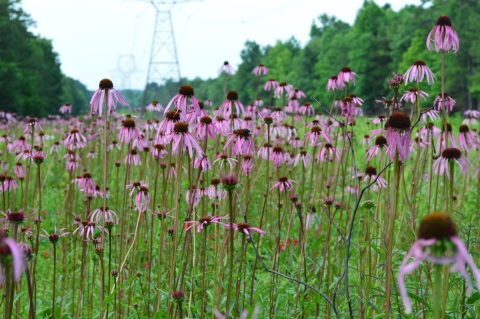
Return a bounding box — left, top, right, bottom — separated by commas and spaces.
22, 0, 421, 90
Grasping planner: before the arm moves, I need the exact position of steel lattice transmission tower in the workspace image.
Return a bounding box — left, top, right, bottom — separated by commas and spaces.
132, 0, 200, 106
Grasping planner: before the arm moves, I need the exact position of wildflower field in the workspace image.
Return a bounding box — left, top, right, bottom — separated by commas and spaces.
2, 8, 480, 319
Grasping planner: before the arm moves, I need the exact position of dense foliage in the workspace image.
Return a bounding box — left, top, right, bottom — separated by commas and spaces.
136, 0, 480, 114
0, 0, 90, 117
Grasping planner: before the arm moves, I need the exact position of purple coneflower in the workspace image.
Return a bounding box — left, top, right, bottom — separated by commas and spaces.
119, 118, 140, 146
164, 84, 200, 118
304, 126, 332, 146
318, 143, 340, 162
293, 151, 311, 168
271, 177, 295, 192
398, 213, 480, 314
165, 122, 203, 158
135, 187, 150, 212
242, 155, 254, 176
434, 92, 456, 112
224, 129, 254, 157
352, 166, 388, 188
386, 112, 411, 161
404, 60, 436, 85
458, 124, 474, 152
420, 108, 439, 123
426, 15, 459, 53
193, 155, 212, 172
125, 149, 142, 166
213, 154, 237, 170
90, 79, 129, 115
0, 230, 24, 282
365, 135, 388, 162
433, 147, 471, 179
73, 221, 107, 239
90, 206, 118, 224
185, 215, 227, 232
218, 61, 234, 75
337, 66, 356, 85
230, 222, 265, 236
274, 82, 293, 99
219, 91, 245, 119
59, 103, 72, 114
206, 178, 226, 201
270, 146, 286, 167
39, 227, 70, 244
252, 63, 268, 76
298, 102, 314, 116
326, 75, 344, 91
194, 116, 218, 140
264, 78, 279, 91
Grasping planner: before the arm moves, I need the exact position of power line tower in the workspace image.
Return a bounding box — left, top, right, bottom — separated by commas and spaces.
130, 0, 200, 107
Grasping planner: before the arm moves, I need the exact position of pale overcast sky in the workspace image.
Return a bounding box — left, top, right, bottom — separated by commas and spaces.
22, 0, 421, 90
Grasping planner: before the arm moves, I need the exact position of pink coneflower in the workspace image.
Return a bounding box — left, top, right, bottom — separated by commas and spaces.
464, 109, 480, 118
404, 60, 436, 85
194, 116, 218, 140
158, 110, 182, 135
271, 177, 295, 192
164, 122, 203, 158
326, 75, 344, 91
73, 220, 107, 239
0, 209, 35, 224
50, 141, 61, 153
146, 100, 163, 113
218, 90, 245, 118
419, 122, 441, 140
185, 215, 227, 232
410, 137, 430, 152
125, 149, 142, 166
218, 61, 234, 75
213, 116, 230, 136
270, 146, 286, 167
224, 129, 254, 157
349, 94, 363, 106
462, 115, 477, 126
285, 95, 299, 113
434, 92, 456, 112
13, 136, 29, 153
205, 178, 226, 201
2, 176, 18, 193
337, 66, 356, 85
289, 88, 306, 99
304, 126, 332, 146
164, 84, 200, 118
186, 186, 203, 207
298, 102, 314, 116
193, 155, 212, 172
360, 135, 371, 146
426, 15, 459, 53
64, 128, 87, 150
353, 166, 388, 188
135, 187, 150, 212
39, 227, 70, 244
458, 125, 474, 152
318, 143, 340, 162
215, 151, 240, 170
59, 103, 72, 114
398, 213, 480, 314
256, 143, 272, 160
433, 147, 471, 179
436, 123, 456, 151
375, 97, 402, 110
386, 112, 411, 161
90, 78, 129, 115
366, 136, 388, 161
252, 63, 268, 76
242, 155, 254, 176
13, 163, 24, 180
293, 150, 311, 168
118, 118, 140, 146
231, 222, 266, 236
126, 181, 149, 197
291, 137, 303, 148
340, 97, 355, 120
274, 82, 293, 99
400, 88, 429, 104
90, 206, 118, 224
0, 230, 24, 283
204, 99, 213, 107
264, 78, 279, 91
420, 108, 439, 123
24, 118, 43, 135
77, 172, 96, 193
